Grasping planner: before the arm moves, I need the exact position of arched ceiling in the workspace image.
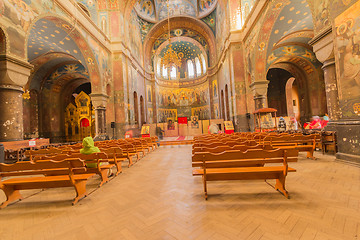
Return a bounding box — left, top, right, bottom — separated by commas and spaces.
267, 0, 314, 59
144, 16, 216, 68
158, 40, 205, 61
27, 18, 87, 66
135, 0, 217, 22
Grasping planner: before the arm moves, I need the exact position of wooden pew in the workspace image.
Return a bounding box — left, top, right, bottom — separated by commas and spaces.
0, 159, 95, 208
261, 135, 317, 159
192, 149, 298, 199
192, 144, 273, 155
100, 147, 131, 168
64, 152, 113, 187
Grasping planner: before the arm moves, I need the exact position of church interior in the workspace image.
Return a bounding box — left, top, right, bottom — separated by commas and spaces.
0, 0, 359, 239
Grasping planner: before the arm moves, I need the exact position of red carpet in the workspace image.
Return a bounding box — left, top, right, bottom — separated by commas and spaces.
175, 136, 185, 141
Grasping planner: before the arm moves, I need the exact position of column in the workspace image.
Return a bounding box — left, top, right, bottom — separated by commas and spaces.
94, 106, 106, 136
0, 55, 32, 141
250, 80, 269, 110
322, 58, 340, 121
90, 93, 109, 139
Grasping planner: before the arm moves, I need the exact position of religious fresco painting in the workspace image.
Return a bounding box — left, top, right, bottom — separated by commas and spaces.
147, 85, 152, 102
157, 0, 196, 20
335, 0, 360, 118
212, 79, 218, 98
135, 0, 156, 22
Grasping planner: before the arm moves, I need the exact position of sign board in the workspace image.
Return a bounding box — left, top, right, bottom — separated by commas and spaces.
141, 125, 150, 135
29, 140, 36, 147
224, 121, 234, 130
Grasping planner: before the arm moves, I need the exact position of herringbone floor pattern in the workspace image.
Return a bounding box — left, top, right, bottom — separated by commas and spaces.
0, 146, 359, 240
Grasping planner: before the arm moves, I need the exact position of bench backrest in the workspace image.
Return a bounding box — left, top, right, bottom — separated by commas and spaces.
0, 159, 86, 177
192, 148, 298, 168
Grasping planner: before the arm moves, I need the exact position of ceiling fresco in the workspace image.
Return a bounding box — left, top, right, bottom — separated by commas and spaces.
153, 28, 208, 52
266, 0, 313, 58
201, 8, 216, 35
157, 0, 197, 20
43, 63, 89, 91
134, 0, 217, 21
158, 40, 204, 60
27, 19, 87, 67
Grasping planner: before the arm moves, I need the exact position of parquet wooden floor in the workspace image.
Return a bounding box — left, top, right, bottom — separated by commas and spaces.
0, 146, 359, 240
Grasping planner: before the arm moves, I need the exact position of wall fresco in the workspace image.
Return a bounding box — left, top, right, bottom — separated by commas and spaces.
335, 0, 360, 119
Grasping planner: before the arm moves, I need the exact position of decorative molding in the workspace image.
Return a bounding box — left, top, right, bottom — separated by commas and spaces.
308, 26, 332, 46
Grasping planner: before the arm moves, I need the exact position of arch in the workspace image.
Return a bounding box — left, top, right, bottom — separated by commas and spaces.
25, 15, 102, 91
285, 77, 301, 120
144, 16, 216, 68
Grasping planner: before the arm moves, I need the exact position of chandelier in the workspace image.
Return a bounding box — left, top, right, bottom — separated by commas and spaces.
160, 0, 182, 69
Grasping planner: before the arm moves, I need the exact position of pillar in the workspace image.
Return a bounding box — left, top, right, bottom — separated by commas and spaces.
90, 93, 109, 139
321, 58, 340, 121
0, 55, 32, 141
250, 80, 269, 110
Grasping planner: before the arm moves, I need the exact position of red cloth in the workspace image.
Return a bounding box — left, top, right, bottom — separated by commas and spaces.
178, 117, 188, 124
80, 118, 90, 127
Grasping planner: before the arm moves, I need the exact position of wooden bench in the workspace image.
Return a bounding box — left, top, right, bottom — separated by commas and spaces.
261, 135, 317, 159
0, 159, 95, 208
192, 149, 298, 199
192, 144, 273, 155
63, 153, 113, 187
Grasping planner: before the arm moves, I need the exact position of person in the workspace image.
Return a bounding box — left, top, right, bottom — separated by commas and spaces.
309, 116, 322, 129
80, 136, 100, 168
278, 117, 286, 131
288, 117, 298, 131
322, 114, 329, 128
155, 125, 164, 141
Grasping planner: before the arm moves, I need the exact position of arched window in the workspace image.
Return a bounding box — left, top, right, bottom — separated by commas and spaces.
156, 59, 161, 77
195, 57, 201, 77
162, 65, 168, 79
187, 60, 195, 78
201, 54, 207, 73
170, 66, 177, 80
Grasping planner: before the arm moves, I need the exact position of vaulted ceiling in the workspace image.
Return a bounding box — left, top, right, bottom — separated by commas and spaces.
135, 0, 217, 22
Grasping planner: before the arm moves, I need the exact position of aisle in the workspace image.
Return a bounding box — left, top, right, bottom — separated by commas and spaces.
0, 146, 359, 240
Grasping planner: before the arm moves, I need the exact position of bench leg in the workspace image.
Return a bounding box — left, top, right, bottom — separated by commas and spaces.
98, 169, 109, 187
72, 180, 88, 205
114, 161, 123, 176
275, 175, 289, 199
0, 186, 23, 209
202, 176, 208, 200
306, 150, 316, 160
127, 156, 134, 168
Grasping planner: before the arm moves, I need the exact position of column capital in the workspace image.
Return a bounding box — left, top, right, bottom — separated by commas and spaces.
309, 26, 334, 63
250, 80, 269, 97
321, 58, 336, 70
0, 55, 33, 87
89, 93, 109, 108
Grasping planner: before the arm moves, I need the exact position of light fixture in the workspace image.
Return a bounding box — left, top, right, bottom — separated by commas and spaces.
160, 0, 182, 76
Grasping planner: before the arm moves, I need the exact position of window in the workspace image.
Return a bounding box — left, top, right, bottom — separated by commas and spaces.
187, 60, 194, 78
162, 65, 168, 79
157, 59, 161, 77
195, 57, 201, 77
170, 66, 177, 80
201, 54, 207, 73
